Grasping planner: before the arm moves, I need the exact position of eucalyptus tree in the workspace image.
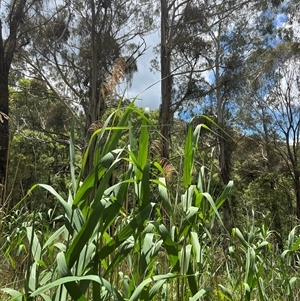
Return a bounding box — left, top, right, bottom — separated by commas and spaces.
158, 0, 216, 159
20, 0, 154, 173
235, 17, 300, 220
159, 0, 192, 159
157, 0, 280, 164
258, 48, 300, 220
232, 0, 300, 218
0, 0, 24, 199
157, 0, 285, 229
175, 0, 282, 180
0, 0, 53, 204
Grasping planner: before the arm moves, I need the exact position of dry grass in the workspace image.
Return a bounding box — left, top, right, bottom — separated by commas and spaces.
100, 58, 126, 99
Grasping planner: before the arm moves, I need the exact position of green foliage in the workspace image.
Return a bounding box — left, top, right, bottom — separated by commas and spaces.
2, 0, 300, 298
1, 103, 299, 301
6, 78, 78, 208
227, 217, 300, 301
0, 102, 229, 300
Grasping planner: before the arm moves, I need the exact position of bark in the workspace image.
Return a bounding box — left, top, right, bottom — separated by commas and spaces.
284, 126, 300, 220
0, 0, 26, 203
219, 127, 232, 231
214, 21, 232, 230
262, 108, 275, 172
261, 107, 283, 243
0, 38, 9, 197
287, 142, 300, 220
85, 0, 99, 178
295, 173, 300, 220
160, 0, 172, 159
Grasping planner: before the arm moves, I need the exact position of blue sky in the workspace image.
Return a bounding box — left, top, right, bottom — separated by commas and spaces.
119, 32, 161, 110
274, 13, 287, 27
119, 7, 289, 112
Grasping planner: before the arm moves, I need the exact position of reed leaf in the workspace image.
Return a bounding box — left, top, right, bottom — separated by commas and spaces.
184, 124, 193, 188
30, 275, 123, 301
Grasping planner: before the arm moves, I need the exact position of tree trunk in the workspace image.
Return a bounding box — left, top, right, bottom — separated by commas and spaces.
0, 0, 28, 203
294, 173, 300, 220
214, 21, 232, 231
85, 0, 99, 178
261, 108, 283, 246
219, 133, 231, 185
0, 70, 9, 203
219, 128, 232, 231
0, 20, 9, 203
160, 0, 172, 159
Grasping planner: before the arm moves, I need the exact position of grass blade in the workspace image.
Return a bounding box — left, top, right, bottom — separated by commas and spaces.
184, 124, 193, 188
69, 120, 77, 194
30, 275, 123, 301
65, 201, 105, 268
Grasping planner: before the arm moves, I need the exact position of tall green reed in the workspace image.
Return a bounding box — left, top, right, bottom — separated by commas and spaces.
1, 103, 234, 300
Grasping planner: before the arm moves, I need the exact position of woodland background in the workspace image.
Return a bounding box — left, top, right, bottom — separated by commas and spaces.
1, 0, 300, 300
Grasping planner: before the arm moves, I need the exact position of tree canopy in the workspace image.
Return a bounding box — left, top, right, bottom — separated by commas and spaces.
1, 0, 300, 227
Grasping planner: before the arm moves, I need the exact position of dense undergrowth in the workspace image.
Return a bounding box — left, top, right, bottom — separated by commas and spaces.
0, 103, 299, 300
